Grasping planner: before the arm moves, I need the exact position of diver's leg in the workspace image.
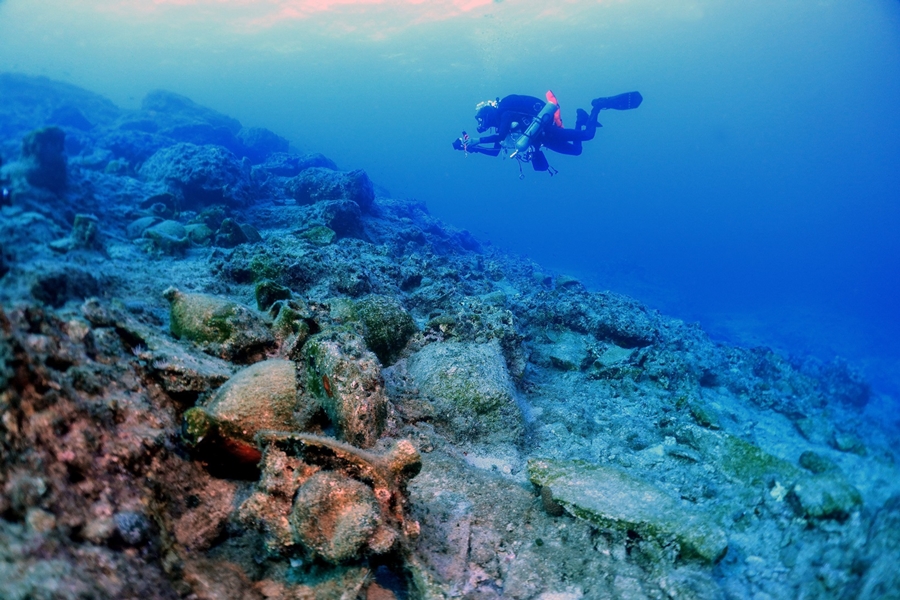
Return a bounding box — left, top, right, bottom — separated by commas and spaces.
542, 130, 583, 156
576, 108, 589, 129
592, 91, 643, 111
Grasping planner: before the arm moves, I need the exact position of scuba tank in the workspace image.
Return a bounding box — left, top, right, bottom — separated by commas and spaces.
511, 100, 559, 158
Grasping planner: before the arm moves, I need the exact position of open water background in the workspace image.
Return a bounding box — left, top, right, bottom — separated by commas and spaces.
1, 0, 898, 403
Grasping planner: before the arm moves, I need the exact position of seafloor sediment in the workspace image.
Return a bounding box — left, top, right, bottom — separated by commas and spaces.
0, 72, 898, 600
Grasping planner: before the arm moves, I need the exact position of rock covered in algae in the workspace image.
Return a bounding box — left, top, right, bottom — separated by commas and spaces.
302, 330, 387, 448
406, 340, 523, 444
527, 458, 728, 563
351, 294, 417, 365
163, 286, 273, 360
182, 359, 312, 463
789, 473, 863, 520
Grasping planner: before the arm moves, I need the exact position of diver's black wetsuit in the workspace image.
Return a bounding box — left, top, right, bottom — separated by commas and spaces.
473, 94, 600, 157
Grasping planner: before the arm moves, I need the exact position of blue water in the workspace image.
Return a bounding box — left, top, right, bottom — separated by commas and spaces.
1, 0, 899, 397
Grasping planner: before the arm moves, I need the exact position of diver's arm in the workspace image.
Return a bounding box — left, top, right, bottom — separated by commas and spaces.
474, 134, 501, 144
467, 144, 501, 157
453, 135, 501, 156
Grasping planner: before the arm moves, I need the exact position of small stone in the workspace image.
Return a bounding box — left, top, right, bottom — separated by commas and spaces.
830, 432, 867, 456
689, 402, 721, 430
798, 451, 838, 475
26, 508, 57, 534
114, 511, 152, 546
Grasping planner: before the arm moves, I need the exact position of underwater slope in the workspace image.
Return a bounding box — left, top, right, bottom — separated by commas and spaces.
0, 72, 898, 599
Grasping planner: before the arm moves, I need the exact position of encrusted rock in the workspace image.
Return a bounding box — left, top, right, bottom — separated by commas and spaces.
544, 330, 589, 371
139, 142, 254, 209
528, 458, 728, 563
256, 152, 337, 177
21, 126, 67, 194
80, 298, 232, 394
351, 294, 417, 366
237, 127, 290, 164
302, 330, 387, 448
299, 225, 336, 246
255, 279, 292, 311
406, 341, 523, 444
789, 474, 862, 520
285, 167, 375, 212
163, 287, 274, 361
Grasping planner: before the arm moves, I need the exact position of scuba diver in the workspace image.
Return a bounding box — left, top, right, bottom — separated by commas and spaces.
452, 90, 643, 176
0, 156, 10, 206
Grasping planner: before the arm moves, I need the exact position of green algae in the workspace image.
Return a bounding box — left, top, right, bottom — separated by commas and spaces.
300, 225, 336, 246
717, 433, 801, 487
350, 295, 416, 365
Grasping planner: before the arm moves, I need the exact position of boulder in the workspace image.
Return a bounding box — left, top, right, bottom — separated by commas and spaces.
256, 152, 337, 177
21, 127, 67, 194
140, 143, 254, 209
139, 90, 244, 153
31, 265, 102, 308
311, 199, 364, 239
237, 127, 290, 164
285, 167, 374, 212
